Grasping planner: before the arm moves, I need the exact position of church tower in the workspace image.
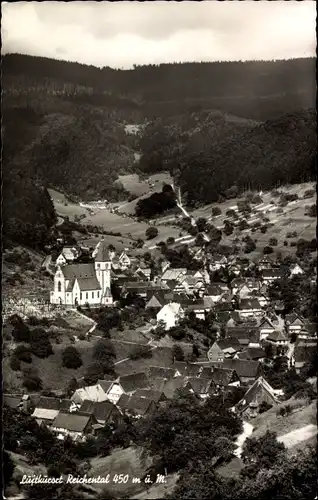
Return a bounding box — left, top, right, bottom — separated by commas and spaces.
94, 239, 113, 306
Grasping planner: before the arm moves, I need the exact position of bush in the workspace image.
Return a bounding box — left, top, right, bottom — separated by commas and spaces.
286, 231, 298, 238
303, 189, 315, 199
212, 207, 222, 216
10, 355, 21, 371
290, 241, 297, 247
145, 227, 159, 240
224, 185, 238, 199
22, 370, 43, 391
31, 337, 53, 358
263, 246, 274, 254
172, 344, 185, 362
62, 346, 83, 369
260, 226, 268, 234
93, 339, 116, 362
167, 237, 175, 245
283, 241, 288, 246
11, 318, 30, 343
269, 237, 278, 246
83, 362, 105, 385
13, 345, 32, 363
244, 240, 256, 253
305, 204, 317, 217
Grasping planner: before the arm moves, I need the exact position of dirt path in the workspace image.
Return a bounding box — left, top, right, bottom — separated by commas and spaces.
277, 424, 317, 448
234, 421, 254, 458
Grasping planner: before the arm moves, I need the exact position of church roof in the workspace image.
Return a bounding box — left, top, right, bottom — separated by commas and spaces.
62, 263, 96, 280
77, 277, 101, 291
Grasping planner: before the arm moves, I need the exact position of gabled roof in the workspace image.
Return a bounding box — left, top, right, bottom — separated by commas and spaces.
172, 361, 188, 376
119, 372, 150, 393
76, 277, 101, 291
148, 366, 176, 380
259, 317, 275, 329
35, 397, 61, 410
157, 302, 183, 317
159, 377, 186, 399
261, 269, 284, 278
222, 359, 260, 379
134, 389, 167, 403
218, 338, 241, 351
32, 408, 60, 421
285, 313, 305, 325
97, 380, 114, 393
239, 298, 261, 310
161, 268, 187, 281
236, 376, 280, 412
62, 263, 95, 281
52, 411, 93, 432
3, 395, 23, 410
206, 285, 223, 295
146, 294, 166, 309
238, 347, 266, 360
118, 395, 154, 415
185, 378, 213, 395
79, 400, 118, 422
267, 330, 287, 342
294, 341, 317, 362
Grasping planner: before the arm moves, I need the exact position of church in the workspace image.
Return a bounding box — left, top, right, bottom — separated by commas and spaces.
50, 239, 113, 307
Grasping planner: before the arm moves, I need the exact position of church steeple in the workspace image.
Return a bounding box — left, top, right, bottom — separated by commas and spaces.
94, 240, 113, 305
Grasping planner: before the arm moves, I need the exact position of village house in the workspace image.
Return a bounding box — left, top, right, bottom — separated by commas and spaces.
135, 261, 152, 280
221, 359, 261, 385
122, 282, 168, 299
31, 397, 76, 426
160, 268, 187, 284
226, 326, 260, 349
234, 376, 283, 417
237, 298, 262, 318
184, 378, 215, 399
50, 239, 113, 307
51, 411, 97, 442
236, 347, 266, 362
134, 389, 168, 404
186, 301, 207, 320
260, 268, 284, 283
106, 372, 151, 405
208, 254, 228, 271
257, 256, 278, 271
259, 317, 276, 341
71, 380, 115, 405
145, 293, 167, 311
147, 366, 177, 380
207, 341, 225, 363
285, 313, 306, 336
116, 394, 157, 417
289, 263, 305, 277
204, 284, 224, 303
55, 246, 81, 266
78, 400, 123, 426
117, 250, 132, 270
156, 302, 184, 330
266, 330, 288, 346
293, 340, 316, 372
4, 394, 30, 413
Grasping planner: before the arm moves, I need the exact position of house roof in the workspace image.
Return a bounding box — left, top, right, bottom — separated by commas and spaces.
52, 411, 93, 432
236, 376, 280, 412
157, 302, 183, 317
239, 298, 261, 310
218, 338, 241, 351
267, 330, 287, 342
238, 347, 266, 361
119, 372, 150, 393
158, 377, 186, 399
117, 395, 153, 415
97, 380, 114, 393
79, 400, 117, 422
206, 285, 223, 295
173, 361, 188, 376
148, 366, 176, 380
32, 408, 60, 421
226, 326, 260, 344
134, 389, 167, 403
77, 277, 101, 291
185, 378, 213, 395
261, 269, 284, 278
285, 313, 305, 325
222, 359, 260, 379
259, 317, 275, 329
161, 268, 187, 281
146, 294, 166, 309
36, 397, 61, 410
3, 395, 23, 410
62, 263, 96, 280
294, 342, 317, 362
72, 383, 113, 403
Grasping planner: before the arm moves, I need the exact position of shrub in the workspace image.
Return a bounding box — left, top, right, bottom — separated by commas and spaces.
145, 227, 159, 240
303, 189, 315, 199
283, 241, 288, 246
78, 333, 86, 341
212, 207, 222, 216
172, 344, 185, 362
244, 240, 256, 253
260, 226, 268, 234
11, 318, 30, 343
22, 370, 43, 391
269, 237, 278, 246
290, 241, 297, 247
286, 231, 298, 238
167, 237, 175, 245
10, 355, 21, 371
93, 339, 116, 362
224, 185, 238, 199
13, 345, 32, 363
305, 204, 317, 218
30, 337, 53, 358
62, 346, 83, 369
263, 246, 274, 254
83, 362, 105, 385
237, 200, 252, 214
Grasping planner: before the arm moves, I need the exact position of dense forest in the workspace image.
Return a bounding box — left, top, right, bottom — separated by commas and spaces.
2, 54, 316, 246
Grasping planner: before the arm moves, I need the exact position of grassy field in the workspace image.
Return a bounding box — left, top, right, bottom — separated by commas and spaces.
114, 346, 174, 377
89, 446, 152, 497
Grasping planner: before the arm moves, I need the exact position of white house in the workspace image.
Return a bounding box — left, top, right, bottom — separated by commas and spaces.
71, 380, 115, 404
50, 240, 113, 307
118, 250, 131, 270
238, 299, 262, 318
55, 246, 80, 266
259, 318, 275, 341
289, 263, 304, 277
156, 302, 184, 330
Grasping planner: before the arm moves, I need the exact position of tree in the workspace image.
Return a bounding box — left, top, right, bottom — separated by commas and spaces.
192, 344, 200, 358
263, 246, 273, 254
30, 336, 53, 358
269, 237, 278, 246
10, 355, 21, 371
62, 346, 83, 369
11, 317, 30, 343
3, 450, 15, 491
83, 362, 105, 385
244, 239, 256, 253
197, 217, 208, 232
93, 339, 116, 362
13, 344, 32, 363
305, 204, 316, 217
129, 345, 153, 360
242, 431, 285, 470
23, 372, 43, 391
212, 207, 222, 216
167, 236, 175, 245
66, 377, 79, 396
172, 344, 185, 362
145, 227, 159, 240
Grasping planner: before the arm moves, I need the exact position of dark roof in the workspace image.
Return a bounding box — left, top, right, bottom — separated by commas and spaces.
148, 366, 176, 380
294, 342, 316, 362
159, 377, 186, 399
239, 298, 261, 310
77, 277, 101, 291
116, 394, 131, 410
119, 372, 150, 393
95, 240, 112, 262
97, 380, 115, 393
185, 378, 213, 395
36, 397, 61, 411
62, 263, 95, 280
118, 395, 154, 416
134, 389, 167, 403
222, 359, 261, 379
146, 294, 166, 309
261, 269, 284, 278
186, 363, 203, 377
236, 376, 280, 412
52, 411, 93, 432
59, 399, 73, 411
238, 347, 266, 361
218, 338, 241, 351
267, 330, 287, 342
79, 400, 117, 422
3, 394, 23, 409
285, 313, 305, 325
226, 327, 260, 344
215, 302, 233, 312
173, 361, 188, 376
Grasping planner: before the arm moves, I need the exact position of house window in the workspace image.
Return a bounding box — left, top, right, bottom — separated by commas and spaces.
86, 292, 88, 300
80, 293, 83, 300
97, 291, 99, 298
92, 292, 94, 299
96, 264, 100, 268
58, 281, 61, 292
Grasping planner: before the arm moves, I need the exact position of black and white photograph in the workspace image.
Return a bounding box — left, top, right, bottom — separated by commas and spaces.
2, 1, 317, 499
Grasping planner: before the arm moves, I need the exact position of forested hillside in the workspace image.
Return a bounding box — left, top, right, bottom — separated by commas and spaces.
2, 53, 316, 246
